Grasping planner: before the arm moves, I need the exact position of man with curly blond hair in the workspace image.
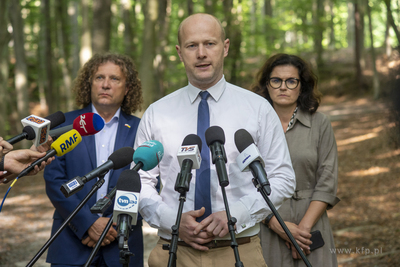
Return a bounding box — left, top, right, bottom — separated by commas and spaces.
44, 53, 144, 267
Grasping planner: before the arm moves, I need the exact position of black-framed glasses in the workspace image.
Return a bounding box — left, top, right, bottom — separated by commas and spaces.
268, 77, 300, 90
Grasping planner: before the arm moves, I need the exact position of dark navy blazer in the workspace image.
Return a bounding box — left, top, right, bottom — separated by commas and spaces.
43, 105, 143, 266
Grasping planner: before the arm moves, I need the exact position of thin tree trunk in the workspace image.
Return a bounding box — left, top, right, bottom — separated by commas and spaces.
314, 0, 324, 67
384, 0, 400, 45
56, 0, 73, 111
70, 0, 80, 79
0, 0, 10, 137
155, 0, 171, 98
354, 2, 363, 90
140, 0, 158, 108
187, 0, 194, 15
204, 0, 215, 15
9, 0, 29, 124
367, 1, 380, 99
41, 0, 56, 113
329, 0, 335, 49
80, 0, 92, 66
122, 0, 135, 60
385, 15, 392, 56
92, 0, 112, 53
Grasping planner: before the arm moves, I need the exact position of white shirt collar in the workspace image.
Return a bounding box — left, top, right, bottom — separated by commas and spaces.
187, 75, 226, 104
91, 103, 121, 124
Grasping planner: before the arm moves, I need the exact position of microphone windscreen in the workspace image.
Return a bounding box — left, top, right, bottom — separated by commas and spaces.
234, 129, 255, 153
51, 129, 83, 156
133, 140, 164, 171
205, 126, 225, 146
116, 169, 141, 193
182, 134, 202, 153
45, 111, 66, 129
109, 147, 135, 170
73, 113, 105, 136
22, 125, 37, 140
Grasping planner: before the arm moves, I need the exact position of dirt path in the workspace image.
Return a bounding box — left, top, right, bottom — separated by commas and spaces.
0, 96, 398, 267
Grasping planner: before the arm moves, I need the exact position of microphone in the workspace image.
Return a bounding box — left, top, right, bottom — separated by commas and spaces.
90, 140, 164, 214
205, 126, 229, 187
113, 169, 141, 249
49, 113, 105, 139
60, 147, 135, 197
174, 134, 202, 194
18, 129, 82, 178
132, 140, 164, 171
7, 111, 65, 147
234, 129, 271, 195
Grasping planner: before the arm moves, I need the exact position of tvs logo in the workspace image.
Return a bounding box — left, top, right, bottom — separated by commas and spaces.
116, 193, 138, 210
180, 146, 195, 153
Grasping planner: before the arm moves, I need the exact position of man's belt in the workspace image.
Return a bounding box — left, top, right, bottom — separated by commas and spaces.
161, 236, 252, 249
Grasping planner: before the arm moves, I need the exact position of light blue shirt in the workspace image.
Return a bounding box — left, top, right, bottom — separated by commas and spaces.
92, 104, 120, 204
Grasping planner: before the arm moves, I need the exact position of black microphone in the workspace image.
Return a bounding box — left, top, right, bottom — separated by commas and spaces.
113, 169, 141, 249
174, 134, 202, 194
90, 140, 164, 214
234, 129, 271, 195
7, 111, 65, 146
60, 147, 134, 197
205, 126, 229, 187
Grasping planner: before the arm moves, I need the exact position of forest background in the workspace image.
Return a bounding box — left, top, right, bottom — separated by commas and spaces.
0, 0, 400, 266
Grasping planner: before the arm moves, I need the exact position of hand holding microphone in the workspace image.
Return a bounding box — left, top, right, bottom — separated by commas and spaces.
7, 111, 65, 147
234, 129, 271, 195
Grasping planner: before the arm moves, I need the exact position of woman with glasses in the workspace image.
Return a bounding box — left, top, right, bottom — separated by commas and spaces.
251, 53, 340, 266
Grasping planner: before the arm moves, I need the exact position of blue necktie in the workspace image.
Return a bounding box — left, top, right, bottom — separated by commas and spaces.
195, 91, 211, 222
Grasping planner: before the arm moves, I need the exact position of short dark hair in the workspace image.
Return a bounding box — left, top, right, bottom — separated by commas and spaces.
251, 53, 321, 114
73, 53, 143, 114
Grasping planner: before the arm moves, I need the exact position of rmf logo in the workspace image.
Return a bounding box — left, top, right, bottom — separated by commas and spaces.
59, 133, 79, 153
26, 116, 45, 124
180, 146, 195, 153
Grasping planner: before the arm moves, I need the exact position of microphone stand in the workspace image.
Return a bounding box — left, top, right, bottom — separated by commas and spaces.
220, 184, 244, 267
251, 178, 312, 267
27, 174, 106, 267
163, 164, 192, 267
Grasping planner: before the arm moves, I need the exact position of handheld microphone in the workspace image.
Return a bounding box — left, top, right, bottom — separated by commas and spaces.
49, 113, 105, 139
175, 134, 202, 194
60, 147, 134, 197
112, 169, 141, 249
90, 140, 164, 214
234, 129, 271, 195
205, 126, 229, 187
7, 111, 65, 147
18, 129, 82, 178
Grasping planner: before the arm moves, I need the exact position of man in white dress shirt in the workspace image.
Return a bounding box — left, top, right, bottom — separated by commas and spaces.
134, 13, 295, 266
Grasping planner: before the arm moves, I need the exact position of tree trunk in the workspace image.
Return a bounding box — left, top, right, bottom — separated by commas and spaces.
347, 2, 355, 48
385, 14, 392, 56
187, 0, 194, 15
122, 0, 136, 60
9, 0, 29, 125
354, 2, 363, 90
92, 0, 112, 53
0, 0, 10, 137
56, 0, 73, 111
69, 0, 80, 79
140, 0, 158, 108
41, 0, 56, 113
367, 1, 380, 99
155, 0, 171, 98
313, 0, 324, 67
384, 0, 400, 45
80, 0, 92, 66
329, 0, 335, 49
